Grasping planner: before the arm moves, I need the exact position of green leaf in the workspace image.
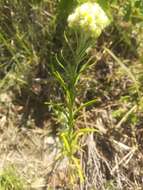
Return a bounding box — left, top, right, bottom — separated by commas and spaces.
60, 132, 71, 153
71, 156, 84, 182
53, 71, 67, 91
74, 99, 97, 115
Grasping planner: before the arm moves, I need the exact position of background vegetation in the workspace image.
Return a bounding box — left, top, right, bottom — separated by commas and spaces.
0, 0, 143, 189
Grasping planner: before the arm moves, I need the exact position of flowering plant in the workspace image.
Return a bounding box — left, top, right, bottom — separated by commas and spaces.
52, 1, 110, 183
68, 2, 110, 38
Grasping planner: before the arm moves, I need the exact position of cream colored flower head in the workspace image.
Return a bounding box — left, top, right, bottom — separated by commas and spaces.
67, 2, 110, 38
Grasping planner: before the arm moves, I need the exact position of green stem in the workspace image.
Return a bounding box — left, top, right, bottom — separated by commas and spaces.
67, 90, 75, 132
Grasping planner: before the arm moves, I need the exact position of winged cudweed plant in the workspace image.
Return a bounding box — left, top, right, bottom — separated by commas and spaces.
52, 1, 110, 183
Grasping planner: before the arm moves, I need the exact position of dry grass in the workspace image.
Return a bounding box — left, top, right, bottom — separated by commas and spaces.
0, 1, 143, 189
0, 92, 142, 190
79, 108, 143, 190
0, 95, 67, 189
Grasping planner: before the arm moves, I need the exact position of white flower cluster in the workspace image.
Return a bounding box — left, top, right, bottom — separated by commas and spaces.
67, 2, 110, 38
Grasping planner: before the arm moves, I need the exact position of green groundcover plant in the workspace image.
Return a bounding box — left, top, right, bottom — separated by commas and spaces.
0, 166, 25, 190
